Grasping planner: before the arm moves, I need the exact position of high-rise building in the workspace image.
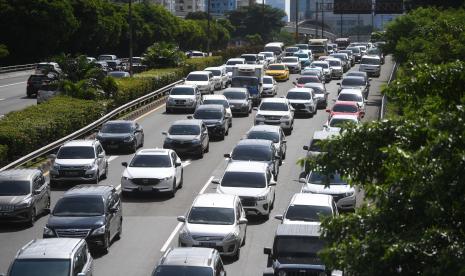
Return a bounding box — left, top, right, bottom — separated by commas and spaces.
209, 0, 237, 15
175, 0, 206, 16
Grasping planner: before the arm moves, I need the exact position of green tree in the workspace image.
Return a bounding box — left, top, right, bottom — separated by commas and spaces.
0, 44, 8, 59
143, 42, 186, 68
185, 11, 211, 20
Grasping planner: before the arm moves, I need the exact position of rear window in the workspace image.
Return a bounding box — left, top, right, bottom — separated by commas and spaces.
171, 87, 195, 95
153, 266, 213, 276
332, 104, 358, 113
338, 93, 363, 102
297, 77, 319, 84
186, 74, 208, 81
221, 171, 266, 188
285, 204, 332, 222
232, 145, 272, 161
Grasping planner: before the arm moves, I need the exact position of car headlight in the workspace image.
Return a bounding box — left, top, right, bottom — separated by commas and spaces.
224, 232, 239, 242
345, 191, 355, 197
84, 163, 95, 170
281, 115, 290, 120
121, 176, 129, 181
186, 98, 194, 103
256, 195, 267, 201
43, 226, 55, 237
92, 225, 106, 236
192, 139, 201, 144
168, 97, 175, 103
255, 114, 265, 119
278, 271, 287, 276
15, 202, 30, 210
123, 136, 134, 142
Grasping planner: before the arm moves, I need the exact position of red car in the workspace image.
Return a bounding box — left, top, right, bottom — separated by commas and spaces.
294, 76, 322, 88
326, 101, 365, 120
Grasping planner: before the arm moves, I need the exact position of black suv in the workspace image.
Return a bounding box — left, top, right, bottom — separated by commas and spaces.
26, 74, 51, 97
0, 169, 50, 226
263, 224, 341, 276
192, 104, 229, 140
96, 120, 144, 153
43, 185, 122, 252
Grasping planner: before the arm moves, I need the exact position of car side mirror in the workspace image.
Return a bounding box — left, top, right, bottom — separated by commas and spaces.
109, 207, 118, 213
253, 107, 258, 111
274, 154, 280, 159
177, 216, 186, 222
264, 247, 272, 255
368, 78, 372, 81
269, 180, 276, 186
364, 99, 368, 103
282, 140, 287, 144
292, 82, 297, 85
325, 108, 330, 113
274, 214, 283, 220
299, 177, 307, 183
33, 189, 41, 195
77, 273, 86, 276
303, 145, 309, 150
175, 161, 182, 167
162, 131, 167, 135
238, 218, 248, 224
224, 153, 231, 158
211, 178, 220, 184
98, 154, 105, 158
336, 82, 341, 86
121, 162, 128, 167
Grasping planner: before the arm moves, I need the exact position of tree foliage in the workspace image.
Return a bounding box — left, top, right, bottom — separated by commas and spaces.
0, 44, 8, 59
142, 42, 186, 68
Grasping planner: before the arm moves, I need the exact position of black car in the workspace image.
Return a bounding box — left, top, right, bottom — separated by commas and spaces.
263, 224, 338, 276
43, 185, 122, 252
192, 104, 229, 140
0, 169, 50, 226
337, 76, 369, 98
26, 74, 51, 97
163, 119, 210, 158
96, 120, 144, 153
225, 139, 280, 180
223, 88, 252, 116
245, 125, 287, 164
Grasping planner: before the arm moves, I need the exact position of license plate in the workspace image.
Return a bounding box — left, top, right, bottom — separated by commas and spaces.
108, 145, 118, 149
139, 186, 152, 192
200, 242, 216, 247
65, 171, 79, 176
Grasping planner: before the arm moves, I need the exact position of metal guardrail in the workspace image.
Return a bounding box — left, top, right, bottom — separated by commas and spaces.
379, 60, 398, 120
0, 79, 184, 171
0, 63, 37, 74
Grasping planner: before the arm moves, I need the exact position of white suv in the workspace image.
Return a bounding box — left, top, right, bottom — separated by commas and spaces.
185, 71, 214, 95
359, 55, 381, 77
166, 84, 201, 113
49, 140, 108, 185
286, 87, 317, 116
254, 98, 294, 134
204, 67, 228, 90
177, 193, 247, 259
275, 193, 337, 225
214, 162, 276, 219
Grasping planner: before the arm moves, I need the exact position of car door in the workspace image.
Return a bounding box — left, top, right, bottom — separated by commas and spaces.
171, 152, 182, 182
96, 144, 106, 173
107, 193, 118, 239
279, 129, 287, 157
266, 170, 274, 205
32, 175, 45, 210
201, 123, 209, 149
134, 123, 142, 145
236, 201, 246, 240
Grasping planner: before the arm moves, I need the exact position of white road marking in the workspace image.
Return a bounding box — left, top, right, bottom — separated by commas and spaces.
0, 81, 26, 88
181, 160, 191, 168
0, 98, 4, 101
108, 156, 119, 163
160, 176, 214, 253
115, 184, 121, 191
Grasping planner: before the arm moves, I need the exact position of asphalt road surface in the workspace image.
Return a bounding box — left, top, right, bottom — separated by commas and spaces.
0, 57, 394, 275
0, 71, 34, 116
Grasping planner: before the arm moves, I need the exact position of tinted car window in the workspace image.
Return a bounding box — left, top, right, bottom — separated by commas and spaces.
361, 58, 380, 65
311, 62, 328, 69
263, 78, 273, 84
221, 172, 266, 188
223, 91, 246, 100
275, 236, 324, 257
231, 77, 258, 87
297, 77, 319, 84
333, 104, 358, 113
57, 146, 95, 159
282, 57, 298, 63
309, 171, 346, 185
226, 60, 243, 65
232, 145, 271, 161
9, 259, 71, 276
287, 92, 311, 100
309, 139, 322, 151
267, 65, 286, 70
188, 207, 235, 225
169, 125, 200, 135
338, 93, 363, 102
203, 99, 228, 108
101, 123, 132, 133
171, 88, 195, 95
53, 196, 104, 216
242, 55, 257, 62
247, 131, 279, 143
186, 74, 208, 81
153, 266, 213, 276
285, 205, 332, 222
207, 70, 221, 76
130, 155, 172, 167
259, 102, 289, 111
328, 59, 341, 66
0, 180, 30, 196
194, 109, 223, 120
330, 118, 357, 127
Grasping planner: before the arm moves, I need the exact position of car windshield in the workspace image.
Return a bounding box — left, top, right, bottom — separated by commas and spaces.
53, 196, 104, 217
101, 123, 132, 133
221, 171, 266, 188
346, 73, 366, 80
275, 236, 325, 258
0, 180, 30, 196
188, 207, 235, 225
285, 204, 332, 222
203, 99, 228, 108
294, 53, 309, 59
99, 55, 113, 60
232, 145, 271, 161
263, 78, 273, 84
367, 48, 380, 55
242, 55, 257, 61
359, 46, 367, 51
339, 50, 352, 56
296, 44, 309, 50
328, 60, 341, 66
268, 65, 285, 70
347, 47, 360, 53
259, 102, 288, 111
36, 64, 54, 71
57, 146, 94, 159
307, 86, 325, 94
262, 52, 273, 57
309, 171, 346, 185
338, 93, 363, 102
287, 92, 311, 100
9, 259, 70, 276
169, 125, 200, 135
330, 118, 357, 127
258, 55, 265, 60
223, 91, 246, 100
264, 46, 282, 54
194, 109, 223, 120
247, 131, 279, 143
282, 57, 298, 63
186, 74, 208, 81
308, 45, 325, 53
297, 77, 319, 84
361, 58, 380, 65
342, 78, 365, 86
153, 266, 213, 276
226, 60, 243, 65
207, 69, 221, 76
286, 47, 299, 53
333, 104, 358, 113
301, 71, 319, 76
311, 63, 328, 69
171, 87, 195, 95
231, 77, 258, 87
130, 154, 172, 167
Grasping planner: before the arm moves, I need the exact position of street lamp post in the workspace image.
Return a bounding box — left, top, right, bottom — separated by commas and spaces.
295, 0, 299, 43
207, 0, 211, 54
129, 0, 133, 76
321, 0, 324, 38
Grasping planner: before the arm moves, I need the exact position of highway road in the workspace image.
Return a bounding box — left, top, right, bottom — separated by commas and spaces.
0, 57, 394, 275
0, 71, 34, 116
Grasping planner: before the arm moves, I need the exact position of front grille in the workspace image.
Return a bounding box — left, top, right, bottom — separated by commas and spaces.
278, 269, 323, 276
192, 235, 224, 242
240, 196, 257, 207
59, 170, 86, 177
175, 100, 186, 104
172, 140, 192, 148
132, 178, 161, 186
291, 103, 306, 109
56, 229, 91, 238
264, 115, 281, 120
0, 204, 14, 212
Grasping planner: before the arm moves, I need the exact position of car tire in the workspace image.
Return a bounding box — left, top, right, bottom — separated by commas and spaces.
115, 219, 123, 240
132, 142, 137, 153
27, 208, 36, 227
140, 135, 144, 147
102, 162, 108, 180
44, 195, 51, 214
166, 108, 171, 114
233, 247, 240, 261
198, 147, 204, 159
205, 142, 210, 153
95, 171, 100, 184
169, 178, 177, 198
102, 232, 111, 253
241, 230, 247, 246
229, 119, 232, 128
178, 171, 183, 189
271, 193, 275, 210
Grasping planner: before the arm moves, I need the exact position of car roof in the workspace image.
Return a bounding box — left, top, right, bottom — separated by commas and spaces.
248, 125, 281, 133
331, 114, 359, 120
312, 130, 340, 140
225, 161, 269, 173
204, 67, 222, 71
16, 239, 83, 260
161, 247, 216, 267
261, 97, 288, 103
236, 139, 273, 147
172, 84, 196, 89
195, 104, 224, 111
339, 89, 363, 95
362, 55, 381, 59
65, 184, 114, 197
227, 58, 245, 61
267, 63, 286, 67
62, 139, 96, 147
223, 87, 248, 93
276, 224, 321, 237
188, 71, 210, 75
136, 148, 171, 155
263, 75, 274, 79
290, 193, 333, 207
193, 193, 237, 208
0, 169, 41, 182
104, 120, 133, 125
172, 119, 202, 126
202, 95, 227, 100
288, 88, 313, 93
312, 61, 329, 64
347, 72, 367, 76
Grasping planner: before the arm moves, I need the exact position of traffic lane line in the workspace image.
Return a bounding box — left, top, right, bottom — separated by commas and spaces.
0, 81, 26, 88
160, 176, 214, 253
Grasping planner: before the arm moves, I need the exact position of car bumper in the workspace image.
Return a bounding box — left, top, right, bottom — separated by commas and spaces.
179, 237, 239, 256
164, 143, 202, 154
240, 198, 269, 215
50, 170, 98, 183
0, 207, 32, 222
230, 105, 249, 114
291, 104, 313, 113
261, 89, 275, 97
100, 140, 134, 151
336, 194, 356, 210
206, 125, 226, 137
332, 70, 343, 78
270, 74, 288, 81
166, 102, 197, 110
121, 179, 174, 193
255, 119, 292, 130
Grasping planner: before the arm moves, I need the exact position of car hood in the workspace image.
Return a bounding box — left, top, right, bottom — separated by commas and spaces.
185, 81, 209, 86
263, 84, 274, 89
341, 85, 365, 90
168, 95, 195, 100
228, 99, 247, 105
0, 195, 30, 205
217, 186, 267, 197
201, 119, 222, 125
283, 62, 299, 66
185, 223, 235, 237
288, 99, 311, 104
302, 183, 353, 194
98, 133, 131, 139
47, 215, 105, 229
275, 258, 324, 267
282, 220, 321, 226
266, 70, 286, 74
166, 135, 200, 141
257, 110, 290, 116
55, 159, 95, 166
331, 66, 343, 70
123, 167, 174, 179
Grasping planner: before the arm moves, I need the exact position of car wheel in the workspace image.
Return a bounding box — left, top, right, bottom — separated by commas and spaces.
95, 171, 100, 184
229, 119, 232, 128
27, 208, 36, 227
198, 147, 204, 158
140, 135, 144, 147
233, 246, 241, 261
102, 162, 108, 179
178, 170, 183, 188
271, 193, 275, 210
241, 230, 247, 246
115, 219, 123, 240
102, 232, 111, 253
169, 178, 177, 198
225, 126, 229, 136
205, 142, 210, 153
166, 108, 171, 114
132, 142, 137, 153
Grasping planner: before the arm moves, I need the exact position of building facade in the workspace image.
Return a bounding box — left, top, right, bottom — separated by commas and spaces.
209, 0, 237, 15
175, 0, 206, 16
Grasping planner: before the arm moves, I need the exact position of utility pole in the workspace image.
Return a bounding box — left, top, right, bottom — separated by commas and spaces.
321, 0, 324, 38
340, 13, 343, 37
262, 0, 265, 36
295, 0, 299, 43
207, 0, 211, 54
315, 1, 318, 38
129, 0, 133, 76
371, 0, 374, 33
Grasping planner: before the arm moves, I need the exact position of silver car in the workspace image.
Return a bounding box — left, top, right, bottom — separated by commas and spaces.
166, 85, 202, 113
177, 193, 247, 259
261, 76, 277, 97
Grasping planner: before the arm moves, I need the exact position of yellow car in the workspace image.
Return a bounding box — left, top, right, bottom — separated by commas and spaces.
265, 64, 289, 81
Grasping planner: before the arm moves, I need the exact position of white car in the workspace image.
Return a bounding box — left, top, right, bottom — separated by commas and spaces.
121, 149, 183, 197
274, 193, 337, 225
326, 58, 343, 79
359, 55, 381, 77
337, 88, 366, 111
261, 76, 277, 97
281, 56, 301, 73
258, 51, 276, 63
325, 114, 361, 132
202, 94, 233, 127
166, 84, 202, 113
310, 61, 332, 83
286, 87, 317, 116
257, 54, 269, 67
214, 162, 276, 219
225, 58, 246, 80
177, 193, 247, 259
185, 71, 214, 95
254, 98, 294, 134
204, 66, 228, 90
300, 171, 357, 211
